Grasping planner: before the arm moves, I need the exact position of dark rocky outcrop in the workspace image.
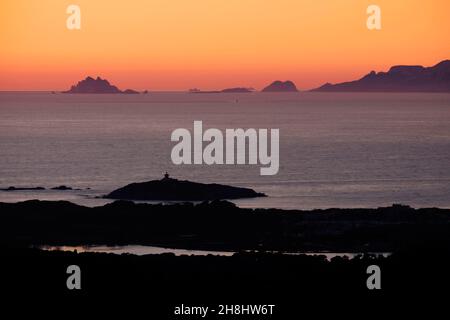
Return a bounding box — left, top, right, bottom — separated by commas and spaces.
122, 89, 140, 94
1, 186, 45, 191
63, 76, 139, 94
1, 185, 82, 191
105, 174, 266, 201
189, 87, 254, 93
221, 87, 254, 93
188, 89, 221, 93
312, 60, 450, 92
51, 185, 73, 190
262, 80, 298, 92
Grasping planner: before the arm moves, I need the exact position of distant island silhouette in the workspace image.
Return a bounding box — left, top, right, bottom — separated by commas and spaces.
312, 60, 450, 92
221, 87, 254, 93
0, 185, 84, 191
189, 87, 254, 93
63, 76, 139, 94
262, 80, 299, 92
0, 186, 45, 191
60, 59, 449, 93
105, 173, 266, 201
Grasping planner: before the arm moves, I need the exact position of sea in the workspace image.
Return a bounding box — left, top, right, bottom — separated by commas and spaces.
1, 91, 449, 210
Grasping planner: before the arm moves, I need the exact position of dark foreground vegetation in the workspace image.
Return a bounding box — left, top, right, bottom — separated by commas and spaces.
1, 199, 449, 315
1, 247, 449, 314
0, 200, 449, 252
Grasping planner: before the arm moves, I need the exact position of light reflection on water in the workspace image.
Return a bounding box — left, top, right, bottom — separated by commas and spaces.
2, 92, 449, 209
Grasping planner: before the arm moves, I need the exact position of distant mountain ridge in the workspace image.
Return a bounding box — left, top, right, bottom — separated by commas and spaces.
64, 76, 139, 94
312, 60, 450, 92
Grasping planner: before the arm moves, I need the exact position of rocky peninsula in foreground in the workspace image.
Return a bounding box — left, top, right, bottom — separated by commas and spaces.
1, 199, 448, 252
1, 199, 448, 304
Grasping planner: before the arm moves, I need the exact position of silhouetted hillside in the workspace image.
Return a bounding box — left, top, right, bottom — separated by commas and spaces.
1, 200, 448, 252
312, 60, 450, 92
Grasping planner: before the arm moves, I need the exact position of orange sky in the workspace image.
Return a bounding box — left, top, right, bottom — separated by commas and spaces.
0, 0, 449, 91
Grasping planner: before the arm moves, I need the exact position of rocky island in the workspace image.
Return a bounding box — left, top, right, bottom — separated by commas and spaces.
0, 186, 45, 191
221, 87, 254, 93
122, 89, 140, 94
312, 60, 450, 92
105, 173, 266, 201
1, 185, 82, 191
189, 87, 254, 93
63, 76, 139, 94
262, 80, 299, 92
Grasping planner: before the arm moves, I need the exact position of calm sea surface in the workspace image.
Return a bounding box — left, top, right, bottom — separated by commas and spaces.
1, 92, 449, 209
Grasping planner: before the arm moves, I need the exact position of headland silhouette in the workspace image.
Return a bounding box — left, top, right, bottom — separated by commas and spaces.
312, 60, 450, 92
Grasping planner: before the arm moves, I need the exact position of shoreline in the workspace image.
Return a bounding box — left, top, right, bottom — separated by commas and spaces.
1, 199, 449, 253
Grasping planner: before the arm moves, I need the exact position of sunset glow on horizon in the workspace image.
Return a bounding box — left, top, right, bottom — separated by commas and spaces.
0, 0, 449, 91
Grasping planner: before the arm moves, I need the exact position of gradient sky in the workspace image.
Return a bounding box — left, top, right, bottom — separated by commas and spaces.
0, 0, 449, 91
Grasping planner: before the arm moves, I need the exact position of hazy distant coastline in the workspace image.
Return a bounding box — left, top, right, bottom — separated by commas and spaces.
312, 60, 450, 92
24, 59, 448, 93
